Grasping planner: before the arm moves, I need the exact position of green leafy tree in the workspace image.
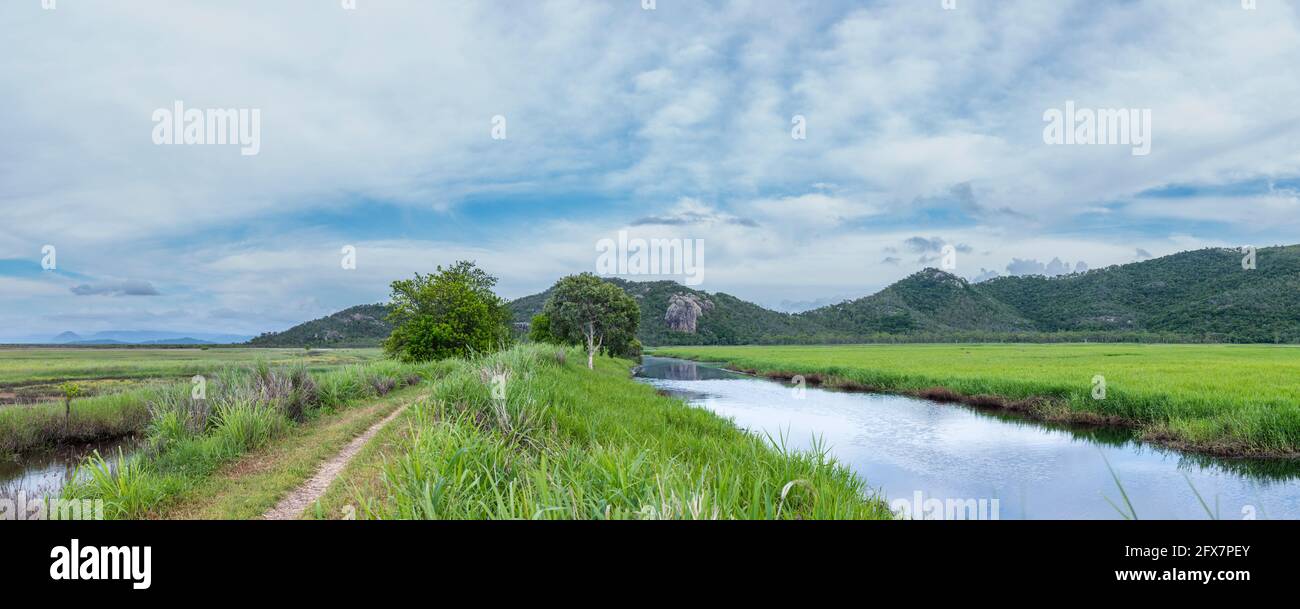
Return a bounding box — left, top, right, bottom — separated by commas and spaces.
528, 313, 554, 343
542, 273, 640, 369
383, 261, 512, 361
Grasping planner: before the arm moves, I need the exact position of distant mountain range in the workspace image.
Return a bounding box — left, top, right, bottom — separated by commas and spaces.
247, 245, 1300, 347
5, 331, 253, 345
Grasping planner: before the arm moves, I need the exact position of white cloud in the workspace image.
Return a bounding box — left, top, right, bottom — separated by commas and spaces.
2, 0, 1299, 335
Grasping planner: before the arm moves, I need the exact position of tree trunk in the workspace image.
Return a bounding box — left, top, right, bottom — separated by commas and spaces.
64, 397, 71, 433
584, 321, 600, 370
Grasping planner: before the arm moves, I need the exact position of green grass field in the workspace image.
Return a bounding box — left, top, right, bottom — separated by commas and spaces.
653, 344, 1300, 457
0, 347, 382, 387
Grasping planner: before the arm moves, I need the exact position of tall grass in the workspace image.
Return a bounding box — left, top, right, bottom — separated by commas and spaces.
62, 359, 444, 518
343, 344, 890, 520
0, 348, 388, 455
0, 388, 153, 454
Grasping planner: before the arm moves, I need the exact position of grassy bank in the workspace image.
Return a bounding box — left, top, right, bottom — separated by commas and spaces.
653, 344, 1300, 457
0, 389, 153, 455
310, 344, 891, 520
61, 360, 447, 518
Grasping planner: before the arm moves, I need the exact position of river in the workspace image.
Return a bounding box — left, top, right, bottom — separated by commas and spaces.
635, 356, 1300, 519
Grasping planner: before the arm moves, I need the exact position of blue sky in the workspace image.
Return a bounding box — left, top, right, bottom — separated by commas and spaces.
2, 0, 1299, 340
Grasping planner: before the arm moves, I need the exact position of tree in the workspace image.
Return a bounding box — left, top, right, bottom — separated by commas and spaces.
542, 273, 640, 369
59, 382, 82, 433
383, 261, 512, 361
527, 313, 554, 343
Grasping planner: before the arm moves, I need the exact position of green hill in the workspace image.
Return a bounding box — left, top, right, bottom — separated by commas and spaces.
508, 277, 837, 346
254, 245, 1300, 347
248, 304, 393, 347
800, 268, 1036, 335
977, 245, 1300, 342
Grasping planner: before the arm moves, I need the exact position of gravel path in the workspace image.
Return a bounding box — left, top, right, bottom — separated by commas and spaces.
262, 403, 408, 520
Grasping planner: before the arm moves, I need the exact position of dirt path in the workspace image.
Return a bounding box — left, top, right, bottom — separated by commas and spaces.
262, 404, 409, 520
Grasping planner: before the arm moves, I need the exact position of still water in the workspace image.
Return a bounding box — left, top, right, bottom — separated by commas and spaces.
636, 356, 1300, 519
0, 436, 139, 500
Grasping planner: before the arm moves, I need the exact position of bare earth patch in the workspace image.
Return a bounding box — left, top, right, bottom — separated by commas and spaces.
263, 405, 410, 520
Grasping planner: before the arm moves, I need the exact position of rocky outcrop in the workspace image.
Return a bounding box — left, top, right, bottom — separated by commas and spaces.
664, 293, 713, 334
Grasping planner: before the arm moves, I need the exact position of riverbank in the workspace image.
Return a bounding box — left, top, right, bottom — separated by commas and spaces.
305, 344, 891, 520
653, 344, 1300, 459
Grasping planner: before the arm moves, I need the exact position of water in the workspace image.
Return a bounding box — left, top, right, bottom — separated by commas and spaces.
0, 436, 140, 500
635, 356, 1300, 519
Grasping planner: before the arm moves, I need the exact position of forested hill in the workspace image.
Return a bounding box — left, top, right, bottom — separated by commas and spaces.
976, 245, 1300, 342
253, 245, 1300, 347
508, 278, 835, 345
248, 304, 393, 347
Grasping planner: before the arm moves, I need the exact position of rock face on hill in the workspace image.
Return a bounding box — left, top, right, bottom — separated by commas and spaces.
664, 293, 714, 334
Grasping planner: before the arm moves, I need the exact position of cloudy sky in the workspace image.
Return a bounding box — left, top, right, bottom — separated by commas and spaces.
2, 0, 1298, 339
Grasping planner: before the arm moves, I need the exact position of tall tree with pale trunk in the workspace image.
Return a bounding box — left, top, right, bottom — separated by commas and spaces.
543, 273, 640, 369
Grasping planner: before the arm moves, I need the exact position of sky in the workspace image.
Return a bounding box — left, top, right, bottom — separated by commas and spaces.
1, 0, 1298, 340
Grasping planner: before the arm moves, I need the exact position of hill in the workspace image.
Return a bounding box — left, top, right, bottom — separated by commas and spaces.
800, 268, 1036, 335
248, 304, 393, 347
976, 245, 1300, 342
508, 277, 838, 346
38, 330, 249, 345
256, 245, 1300, 347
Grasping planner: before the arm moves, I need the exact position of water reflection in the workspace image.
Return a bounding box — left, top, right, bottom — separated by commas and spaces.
0, 436, 141, 500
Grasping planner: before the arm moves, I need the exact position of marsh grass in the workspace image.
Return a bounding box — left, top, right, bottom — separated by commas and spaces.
0, 352, 384, 455
0, 346, 381, 387
0, 389, 152, 454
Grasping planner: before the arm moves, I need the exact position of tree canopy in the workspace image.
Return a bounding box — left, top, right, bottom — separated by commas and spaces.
383, 261, 512, 361
542, 273, 640, 368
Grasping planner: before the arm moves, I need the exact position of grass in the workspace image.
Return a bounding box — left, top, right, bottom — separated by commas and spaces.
652, 343, 1300, 457
0, 346, 382, 387
310, 344, 892, 520
0, 388, 153, 455
0, 348, 383, 455
60, 359, 448, 519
